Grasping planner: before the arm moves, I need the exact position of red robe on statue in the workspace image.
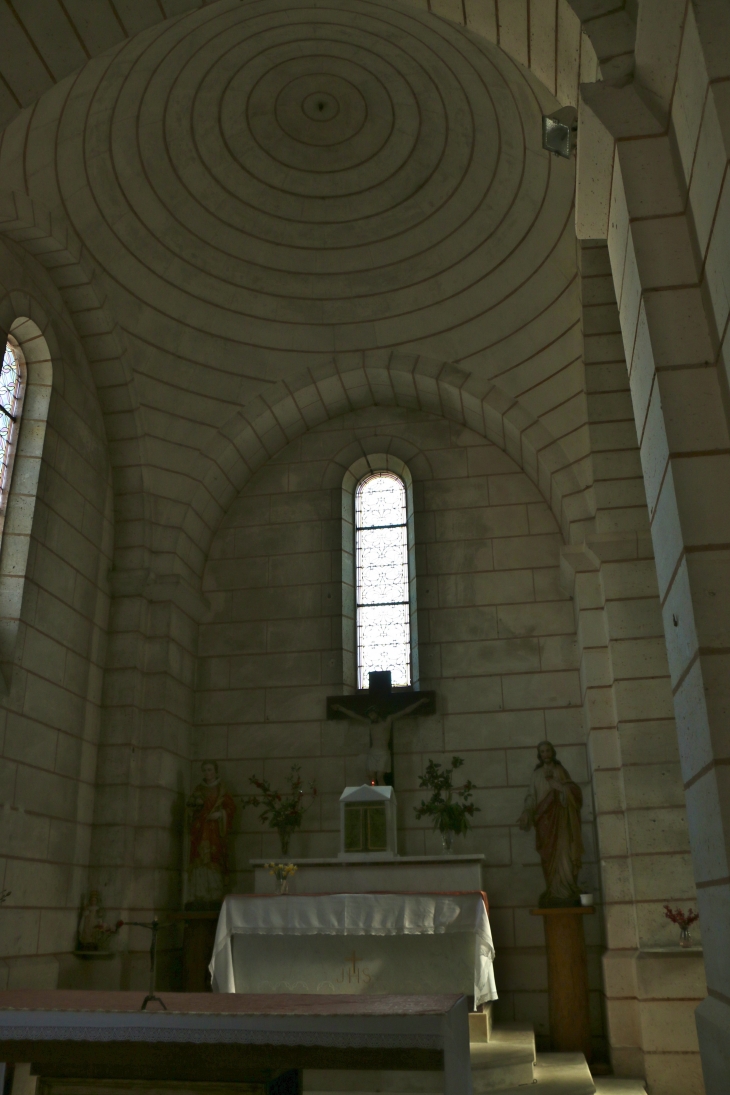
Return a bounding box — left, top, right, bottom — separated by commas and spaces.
189, 779, 236, 877
526, 762, 583, 906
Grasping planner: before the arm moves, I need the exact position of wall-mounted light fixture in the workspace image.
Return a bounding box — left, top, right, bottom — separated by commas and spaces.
542, 106, 578, 159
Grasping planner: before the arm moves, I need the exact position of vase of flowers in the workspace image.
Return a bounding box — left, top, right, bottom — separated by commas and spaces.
243, 765, 317, 856
414, 757, 479, 853
266, 862, 298, 894
664, 904, 699, 947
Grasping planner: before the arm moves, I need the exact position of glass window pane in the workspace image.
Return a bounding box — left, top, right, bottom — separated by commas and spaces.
355, 474, 406, 528
0, 343, 22, 505
357, 603, 411, 688
355, 472, 410, 689
356, 525, 408, 606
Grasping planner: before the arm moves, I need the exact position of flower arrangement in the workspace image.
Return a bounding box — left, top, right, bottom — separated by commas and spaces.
266, 862, 298, 894
664, 904, 699, 947
414, 757, 480, 852
664, 905, 699, 929
242, 765, 317, 854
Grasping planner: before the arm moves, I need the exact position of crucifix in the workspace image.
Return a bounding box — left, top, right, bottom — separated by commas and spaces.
327, 671, 436, 787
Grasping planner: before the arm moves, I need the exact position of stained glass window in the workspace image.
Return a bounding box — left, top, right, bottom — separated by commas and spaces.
355, 472, 411, 689
0, 341, 23, 510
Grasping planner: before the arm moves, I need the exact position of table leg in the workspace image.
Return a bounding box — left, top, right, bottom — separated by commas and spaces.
442, 996, 473, 1095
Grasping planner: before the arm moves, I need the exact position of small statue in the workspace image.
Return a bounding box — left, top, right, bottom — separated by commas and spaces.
77, 890, 103, 949
186, 760, 236, 908
330, 698, 429, 785
518, 741, 583, 907
76, 891, 121, 951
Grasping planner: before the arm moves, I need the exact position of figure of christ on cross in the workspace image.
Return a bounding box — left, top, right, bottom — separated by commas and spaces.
330, 697, 430, 785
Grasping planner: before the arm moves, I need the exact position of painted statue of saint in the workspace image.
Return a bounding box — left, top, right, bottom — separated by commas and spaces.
518, 741, 583, 907
186, 760, 236, 908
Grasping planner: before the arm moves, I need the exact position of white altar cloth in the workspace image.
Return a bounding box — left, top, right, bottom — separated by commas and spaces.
210, 893, 497, 1008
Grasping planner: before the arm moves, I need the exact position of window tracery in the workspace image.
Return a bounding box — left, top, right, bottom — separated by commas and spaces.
0, 339, 24, 514
355, 471, 411, 688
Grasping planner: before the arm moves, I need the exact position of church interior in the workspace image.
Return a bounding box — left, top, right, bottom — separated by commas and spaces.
0, 1, 727, 1094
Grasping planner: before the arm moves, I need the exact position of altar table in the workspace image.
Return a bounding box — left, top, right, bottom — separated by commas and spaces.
0, 990, 473, 1095
209, 892, 497, 1007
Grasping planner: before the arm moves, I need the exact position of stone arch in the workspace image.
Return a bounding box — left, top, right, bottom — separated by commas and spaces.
339, 450, 419, 692
0, 189, 149, 551
0, 314, 52, 689
180, 352, 595, 587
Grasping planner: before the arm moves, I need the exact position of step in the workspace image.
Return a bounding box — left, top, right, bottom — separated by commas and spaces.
469, 1005, 494, 1043
304, 1022, 536, 1094
529, 1053, 596, 1094
593, 1081, 646, 1094
303, 1070, 440, 1093
470, 1023, 535, 1092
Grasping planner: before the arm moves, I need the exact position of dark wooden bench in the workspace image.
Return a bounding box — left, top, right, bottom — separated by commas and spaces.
0, 991, 472, 1095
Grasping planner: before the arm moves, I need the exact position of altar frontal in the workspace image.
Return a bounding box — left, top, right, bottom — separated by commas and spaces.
209, 892, 496, 1008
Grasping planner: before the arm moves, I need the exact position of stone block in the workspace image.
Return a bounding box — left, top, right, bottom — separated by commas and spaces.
502, 669, 581, 710
493, 534, 563, 571
643, 1050, 706, 1095
424, 540, 494, 574
438, 569, 535, 607
626, 806, 690, 856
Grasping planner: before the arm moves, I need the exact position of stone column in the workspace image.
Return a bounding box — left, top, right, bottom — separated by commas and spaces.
577, 4, 730, 1089
90, 569, 205, 987
561, 241, 706, 1092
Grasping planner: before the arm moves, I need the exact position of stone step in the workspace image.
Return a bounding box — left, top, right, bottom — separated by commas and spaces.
468, 1005, 493, 1043
593, 1081, 646, 1094
528, 1053, 596, 1094
470, 1023, 535, 1091
303, 1021, 536, 1094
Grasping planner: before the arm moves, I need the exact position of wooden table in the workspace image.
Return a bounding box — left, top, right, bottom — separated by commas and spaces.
531, 907, 595, 1061
0, 990, 472, 1095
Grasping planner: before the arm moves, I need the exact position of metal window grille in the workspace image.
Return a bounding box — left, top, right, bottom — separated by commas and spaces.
355, 472, 410, 689
0, 342, 23, 511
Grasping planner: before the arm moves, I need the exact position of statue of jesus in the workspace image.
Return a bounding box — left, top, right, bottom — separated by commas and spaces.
518, 740, 583, 907
330, 697, 429, 785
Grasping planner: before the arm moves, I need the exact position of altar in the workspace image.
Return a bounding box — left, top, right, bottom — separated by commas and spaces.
209, 892, 497, 1007
250, 853, 485, 894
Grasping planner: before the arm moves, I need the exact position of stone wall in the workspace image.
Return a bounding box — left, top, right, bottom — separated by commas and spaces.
197, 404, 606, 1055
0, 244, 113, 989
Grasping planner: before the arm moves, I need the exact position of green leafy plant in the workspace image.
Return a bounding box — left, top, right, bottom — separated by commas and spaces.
414, 757, 480, 836
242, 765, 317, 854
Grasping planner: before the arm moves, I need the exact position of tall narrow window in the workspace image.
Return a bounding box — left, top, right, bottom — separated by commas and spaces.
355, 472, 411, 688
0, 339, 24, 513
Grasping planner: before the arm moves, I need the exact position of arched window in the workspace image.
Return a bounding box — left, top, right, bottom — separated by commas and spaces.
0, 337, 25, 520
355, 472, 411, 688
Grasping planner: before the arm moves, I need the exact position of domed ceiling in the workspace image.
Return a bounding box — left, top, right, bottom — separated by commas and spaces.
1, 0, 579, 463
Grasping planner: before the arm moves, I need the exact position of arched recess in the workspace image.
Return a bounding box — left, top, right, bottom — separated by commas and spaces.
0, 189, 149, 559
178, 352, 596, 590
0, 313, 51, 689
341, 453, 419, 692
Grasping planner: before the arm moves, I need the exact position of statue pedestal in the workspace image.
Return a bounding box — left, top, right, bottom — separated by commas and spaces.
531, 907, 595, 1062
